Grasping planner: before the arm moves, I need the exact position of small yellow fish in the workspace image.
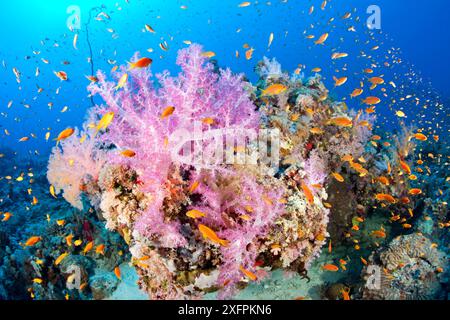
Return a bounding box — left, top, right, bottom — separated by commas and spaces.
49, 185, 57, 198
55, 252, 68, 266
186, 209, 207, 219
115, 73, 128, 90
96, 112, 115, 134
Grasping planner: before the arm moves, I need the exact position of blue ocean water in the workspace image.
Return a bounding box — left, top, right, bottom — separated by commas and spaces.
0, 0, 448, 301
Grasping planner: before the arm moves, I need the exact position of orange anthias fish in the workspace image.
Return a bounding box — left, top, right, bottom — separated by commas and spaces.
65, 234, 74, 246
322, 264, 339, 272
55, 252, 68, 266
83, 241, 94, 254
368, 77, 384, 85
333, 76, 348, 87
55, 128, 75, 143
331, 52, 348, 60
2, 212, 12, 222
261, 84, 288, 96
371, 229, 386, 238
129, 57, 153, 69
362, 96, 381, 105
327, 117, 353, 127
350, 88, 363, 98
25, 236, 41, 247
332, 172, 345, 182
349, 161, 369, 177
315, 33, 329, 45
114, 266, 122, 280
95, 244, 106, 255
120, 149, 136, 158
341, 288, 351, 300
413, 133, 427, 141
189, 181, 200, 193
198, 224, 229, 247
377, 176, 390, 186
54, 71, 68, 81
409, 188, 423, 195
239, 265, 257, 281
96, 111, 115, 134
161, 106, 175, 119
375, 194, 397, 204
301, 181, 314, 205
186, 209, 206, 219
399, 160, 411, 175
201, 51, 216, 58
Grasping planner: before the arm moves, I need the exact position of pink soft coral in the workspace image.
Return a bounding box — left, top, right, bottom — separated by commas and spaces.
47, 125, 107, 209
87, 44, 260, 247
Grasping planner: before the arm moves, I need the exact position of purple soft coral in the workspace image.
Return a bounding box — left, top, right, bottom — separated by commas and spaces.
87, 44, 261, 248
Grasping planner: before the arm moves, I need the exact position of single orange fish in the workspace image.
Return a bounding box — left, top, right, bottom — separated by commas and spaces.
399, 160, 411, 175
198, 224, 229, 247
55, 252, 68, 266
409, 188, 423, 195
315, 33, 329, 45
301, 181, 314, 205
333, 76, 348, 87
120, 149, 136, 158
129, 57, 152, 69
161, 106, 175, 119
95, 244, 105, 255
239, 265, 257, 281
186, 209, 206, 219
375, 194, 396, 204
328, 117, 353, 127
114, 266, 122, 280
83, 241, 94, 254
371, 229, 386, 238
332, 172, 345, 182
25, 236, 41, 247
413, 133, 427, 141
322, 264, 339, 272
2, 212, 12, 222
54, 71, 68, 81
362, 96, 381, 105
377, 176, 389, 186
55, 128, 75, 143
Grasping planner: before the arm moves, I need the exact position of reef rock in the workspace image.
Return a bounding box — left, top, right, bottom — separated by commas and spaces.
89, 272, 120, 300
361, 233, 447, 300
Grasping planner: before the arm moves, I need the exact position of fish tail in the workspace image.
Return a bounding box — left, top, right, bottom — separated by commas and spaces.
220, 239, 230, 247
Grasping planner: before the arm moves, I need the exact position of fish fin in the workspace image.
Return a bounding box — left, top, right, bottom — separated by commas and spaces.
220, 239, 230, 247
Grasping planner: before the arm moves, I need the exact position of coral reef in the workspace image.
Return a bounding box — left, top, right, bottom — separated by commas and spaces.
361, 233, 447, 300
47, 45, 428, 300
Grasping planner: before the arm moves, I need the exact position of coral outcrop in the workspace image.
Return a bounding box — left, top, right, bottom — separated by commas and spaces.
361, 233, 447, 300
47, 44, 383, 299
